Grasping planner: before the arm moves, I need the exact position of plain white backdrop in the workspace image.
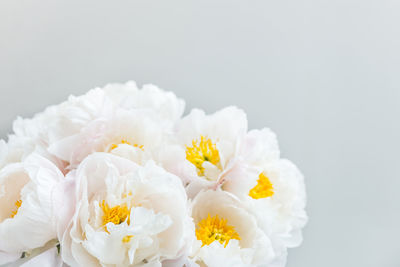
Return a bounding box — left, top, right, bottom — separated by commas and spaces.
1, 1, 399, 266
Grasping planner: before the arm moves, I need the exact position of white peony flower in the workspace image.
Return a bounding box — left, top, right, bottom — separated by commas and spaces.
0, 154, 64, 265
60, 153, 193, 267
189, 189, 275, 267
45, 82, 184, 169
158, 106, 279, 198
156, 106, 248, 198
222, 159, 308, 265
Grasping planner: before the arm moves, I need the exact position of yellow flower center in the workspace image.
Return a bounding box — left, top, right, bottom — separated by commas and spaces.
110, 139, 144, 151
186, 136, 220, 175
249, 173, 274, 199
195, 214, 240, 248
10, 200, 22, 218
100, 200, 131, 230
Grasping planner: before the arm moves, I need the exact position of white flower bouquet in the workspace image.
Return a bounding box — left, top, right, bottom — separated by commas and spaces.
0, 82, 307, 267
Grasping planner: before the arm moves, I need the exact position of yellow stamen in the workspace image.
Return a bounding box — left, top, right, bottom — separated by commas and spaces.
100, 200, 131, 233
122, 235, 133, 243
249, 173, 274, 199
195, 214, 240, 248
110, 139, 144, 151
10, 200, 22, 218
122, 192, 133, 198
186, 136, 220, 175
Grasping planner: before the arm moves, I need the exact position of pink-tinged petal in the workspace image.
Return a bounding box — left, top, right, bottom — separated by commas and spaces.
240, 128, 280, 165
53, 176, 77, 242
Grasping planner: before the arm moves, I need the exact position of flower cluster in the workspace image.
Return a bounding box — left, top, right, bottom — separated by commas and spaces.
0, 82, 307, 267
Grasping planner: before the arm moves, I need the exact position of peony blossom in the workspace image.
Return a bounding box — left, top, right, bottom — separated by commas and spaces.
222, 159, 308, 266
60, 153, 193, 266
159, 107, 280, 198
189, 189, 275, 267
223, 159, 308, 248
0, 154, 64, 265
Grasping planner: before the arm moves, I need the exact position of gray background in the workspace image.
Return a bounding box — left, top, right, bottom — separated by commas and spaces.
1, 1, 399, 266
